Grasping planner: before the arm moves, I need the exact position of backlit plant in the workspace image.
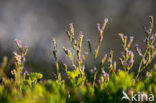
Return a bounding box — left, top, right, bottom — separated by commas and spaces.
135, 16, 156, 79
0, 16, 155, 103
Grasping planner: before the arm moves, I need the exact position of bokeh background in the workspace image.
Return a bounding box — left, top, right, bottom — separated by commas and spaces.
0, 0, 156, 79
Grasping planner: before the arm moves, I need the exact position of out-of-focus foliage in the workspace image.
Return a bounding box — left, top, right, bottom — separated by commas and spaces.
0, 16, 156, 103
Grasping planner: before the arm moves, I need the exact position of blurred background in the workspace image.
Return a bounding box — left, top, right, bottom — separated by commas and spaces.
0, 0, 156, 79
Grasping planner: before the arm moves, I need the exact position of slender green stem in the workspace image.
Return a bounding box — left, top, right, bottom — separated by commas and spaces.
55, 61, 60, 80
136, 47, 149, 79
93, 72, 97, 86
72, 49, 75, 66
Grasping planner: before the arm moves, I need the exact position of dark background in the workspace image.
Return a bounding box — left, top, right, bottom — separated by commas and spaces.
0, 0, 156, 79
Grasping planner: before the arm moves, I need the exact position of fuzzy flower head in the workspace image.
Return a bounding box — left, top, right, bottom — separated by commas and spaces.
97, 23, 100, 27
130, 36, 134, 39
25, 70, 29, 75
146, 30, 149, 34
104, 18, 109, 23
143, 38, 147, 43
118, 33, 124, 37
11, 69, 16, 75
135, 44, 139, 47
104, 72, 109, 77
130, 36, 134, 40
90, 67, 97, 74
150, 35, 154, 41
118, 33, 124, 41
97, 23, 101, 32
102, 70, 109, 77
121, 52, 124, 55
90, 68, 94, 74
150, 34, 156, 41
14, 52, 22, 65
15, 39, 22, 49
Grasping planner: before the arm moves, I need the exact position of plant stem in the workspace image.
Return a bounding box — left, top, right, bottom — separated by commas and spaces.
136, 47, 149, 79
